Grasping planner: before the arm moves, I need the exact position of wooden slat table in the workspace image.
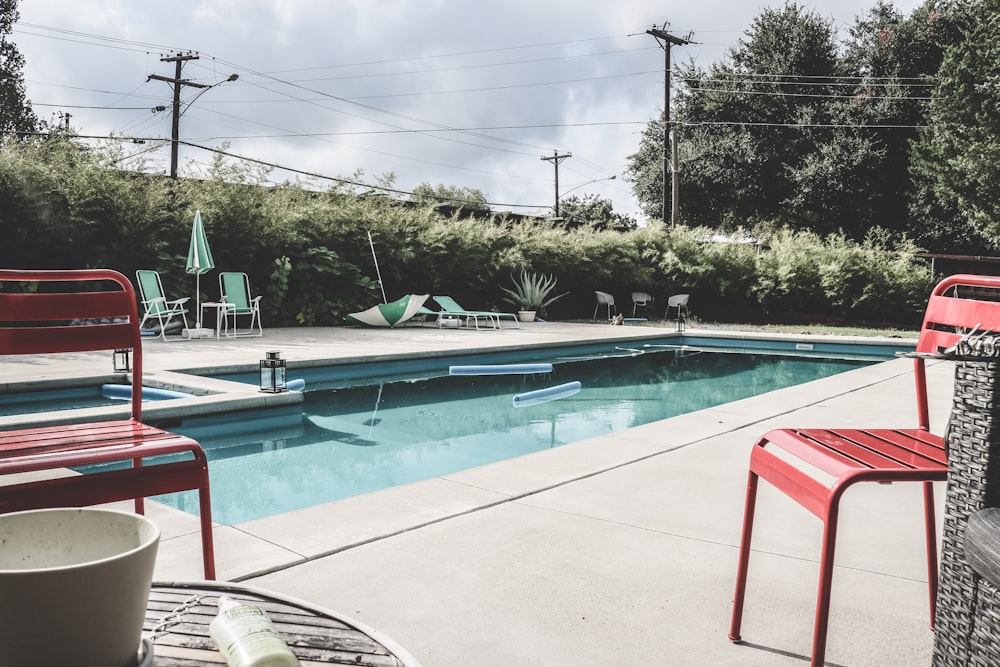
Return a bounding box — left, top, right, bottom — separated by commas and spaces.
144, 581, 422, 667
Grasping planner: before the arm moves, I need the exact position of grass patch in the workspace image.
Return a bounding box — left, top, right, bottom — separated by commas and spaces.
698, 322, 919, 339
590, 318, 919, 339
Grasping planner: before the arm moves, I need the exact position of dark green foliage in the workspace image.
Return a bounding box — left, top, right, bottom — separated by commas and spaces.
909, 0, 1000, 246
270, 247, 378, 325
0, 0, 37, 135
752, 227, 933, 322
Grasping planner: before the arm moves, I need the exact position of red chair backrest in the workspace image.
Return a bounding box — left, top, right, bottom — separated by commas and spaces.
908, 274, 1000, 432
0, 269, 144, 420
917, 274, 1000, 353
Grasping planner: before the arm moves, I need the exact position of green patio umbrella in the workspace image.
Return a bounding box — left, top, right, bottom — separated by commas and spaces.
185, 210, 215, 329
346, 294, 429, 327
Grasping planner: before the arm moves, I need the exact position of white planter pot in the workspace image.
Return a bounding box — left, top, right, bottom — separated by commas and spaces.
0, 508, 160, 667
517, 310, 537, 322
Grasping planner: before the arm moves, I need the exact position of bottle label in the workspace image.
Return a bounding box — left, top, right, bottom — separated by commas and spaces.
211, 604, 299, 666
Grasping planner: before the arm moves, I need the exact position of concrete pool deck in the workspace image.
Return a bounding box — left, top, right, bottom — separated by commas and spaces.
3, 322, 949, 665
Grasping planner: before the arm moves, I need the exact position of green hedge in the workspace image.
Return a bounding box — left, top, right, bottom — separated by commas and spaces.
0, 136, 936, 327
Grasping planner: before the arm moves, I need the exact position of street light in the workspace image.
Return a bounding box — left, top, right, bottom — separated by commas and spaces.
180, 73, 239, 118
560, 175, 617, 199
549, 175, 619, 224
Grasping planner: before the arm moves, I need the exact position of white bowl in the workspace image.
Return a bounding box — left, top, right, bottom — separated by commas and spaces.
0, 507, 160, 667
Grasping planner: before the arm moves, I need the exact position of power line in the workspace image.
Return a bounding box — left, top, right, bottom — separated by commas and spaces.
283, 46, 658, 84
8, 130, 553, 209
680, 120, 927, 129
31, 103, 160, 110
719, 71, 934, 82
348, 70, 658, 100
13, 23, 184, 55
17, 21, 632, 201
182, 139, 550, 209
263, 35, 644, 76
17, 20, 630, 158
681, 76, 935, 89
686, 87, 933, 100
173, 121, 645, 141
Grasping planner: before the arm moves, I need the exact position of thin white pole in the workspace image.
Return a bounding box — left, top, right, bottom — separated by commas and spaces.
368, 231, 387, 303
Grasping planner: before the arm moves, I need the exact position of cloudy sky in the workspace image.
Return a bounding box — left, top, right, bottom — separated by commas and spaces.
14, 0, 925, 222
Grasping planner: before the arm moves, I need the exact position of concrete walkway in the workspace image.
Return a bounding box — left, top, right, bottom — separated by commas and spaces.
3, 322, 950, 665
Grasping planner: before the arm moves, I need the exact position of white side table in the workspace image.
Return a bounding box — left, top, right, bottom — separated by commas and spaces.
200, 302, 237, 340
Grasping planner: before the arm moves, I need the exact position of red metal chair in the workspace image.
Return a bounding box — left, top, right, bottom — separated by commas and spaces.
0, 269, 216, 579
729, 273, 1000, 667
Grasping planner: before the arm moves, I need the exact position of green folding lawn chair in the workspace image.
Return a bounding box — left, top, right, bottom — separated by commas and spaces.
219, 272, 263, 337
135, 269, 190, 341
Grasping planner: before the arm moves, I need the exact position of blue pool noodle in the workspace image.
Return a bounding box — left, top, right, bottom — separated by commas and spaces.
512, 381, 582, 407
102, 384, 194, 401
449, 363, 553, 376
103, 378, 305, 401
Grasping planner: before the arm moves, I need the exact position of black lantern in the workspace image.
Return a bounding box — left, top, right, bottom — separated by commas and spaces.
259, 351, 287, 393
676, 313, 686, 333
113, 348, 132, 373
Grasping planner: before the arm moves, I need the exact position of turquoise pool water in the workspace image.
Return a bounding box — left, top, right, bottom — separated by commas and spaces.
154, 345, 874, 524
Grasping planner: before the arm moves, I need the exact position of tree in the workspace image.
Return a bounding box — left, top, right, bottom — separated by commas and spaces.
842, 0, 970, 249
626, 1, 963, 242
629, 2, 841, 230
625, 118, 665, 221
909, 0, 1000, 246
558, 193, 637, 231
0, 0, 38, 135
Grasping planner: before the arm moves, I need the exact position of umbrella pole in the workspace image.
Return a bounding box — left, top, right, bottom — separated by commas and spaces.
368, 231, 387, 304
195, 273, 202, 328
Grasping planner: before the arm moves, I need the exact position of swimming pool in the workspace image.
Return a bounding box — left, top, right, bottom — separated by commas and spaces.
151, 344, 879, 524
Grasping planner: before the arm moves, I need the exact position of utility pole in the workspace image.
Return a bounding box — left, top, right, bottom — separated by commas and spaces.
540, 150, 572, 219
647, 24, 692, 227
148, 52, 205, 179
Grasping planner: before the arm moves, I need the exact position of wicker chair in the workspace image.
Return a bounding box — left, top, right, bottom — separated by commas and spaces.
934, 355, 1000, 665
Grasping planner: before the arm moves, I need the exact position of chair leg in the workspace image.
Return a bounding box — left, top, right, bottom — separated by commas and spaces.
922, 481, 938, 628
198, 472, 216, 580
730, 469, 760, 642
811, 501, 843, 667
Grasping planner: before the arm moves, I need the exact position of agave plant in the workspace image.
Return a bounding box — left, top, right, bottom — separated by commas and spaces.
500, 270, 568, 314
